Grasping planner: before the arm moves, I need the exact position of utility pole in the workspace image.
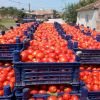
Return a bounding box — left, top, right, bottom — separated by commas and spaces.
29, 3, 31, 12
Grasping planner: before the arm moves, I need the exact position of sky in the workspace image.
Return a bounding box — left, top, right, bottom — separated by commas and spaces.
0, 0, 79, 11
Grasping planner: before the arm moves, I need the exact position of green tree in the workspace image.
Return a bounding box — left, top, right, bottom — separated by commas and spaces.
62, 0, 98, 23
0, 7, 27, 18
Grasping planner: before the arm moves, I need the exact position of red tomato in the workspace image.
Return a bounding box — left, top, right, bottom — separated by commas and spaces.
59, 56, 68, 62
48, 86, 57, 93
7, 76, 11, 81
28, 49, 34, 54
64, 87, 72, 93
80, 67, 85, 71
47, 96, 57, 100
63, 93, 70, 100
41, 85, 47, 90
4, 63, 11, 67
0, 83, 3, 89
0, 75, 6, 82
3, 81, 9, 86
0, 62, 3, 66
8, 70, 14, 77
58, 96, 64, 100
70, 95, 79, 100
29, 98, 35, 100
5, 67, 12, 72
0, 90, 4, 96
30, 90, 38, 94
39, 90, 46, 94
21, 50, 29, 62
9, 82, 14, 90
10, 77, 15, 83
36, 98, 44, 100
36, 52, 44, 59
92, 85, 99, 91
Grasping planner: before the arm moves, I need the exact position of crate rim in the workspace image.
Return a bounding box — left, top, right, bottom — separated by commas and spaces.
74, 48, 100, 52
13, 62, 81, 66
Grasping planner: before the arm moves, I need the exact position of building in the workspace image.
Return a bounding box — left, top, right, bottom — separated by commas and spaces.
30, 9, 55, 21
76, 0, 100, 31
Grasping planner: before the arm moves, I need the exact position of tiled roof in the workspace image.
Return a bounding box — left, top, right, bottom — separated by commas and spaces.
31, 9, 54, 15
77, 0, 100, 11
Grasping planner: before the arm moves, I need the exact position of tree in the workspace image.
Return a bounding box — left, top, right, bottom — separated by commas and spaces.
53, 10, 61, 18
62, 0, 98, 23
0, 7, 27, 18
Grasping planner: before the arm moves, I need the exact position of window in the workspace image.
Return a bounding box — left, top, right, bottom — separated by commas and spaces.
85, 15, 89, 22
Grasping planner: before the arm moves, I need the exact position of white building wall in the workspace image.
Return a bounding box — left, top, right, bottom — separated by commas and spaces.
77, 9, 99, 29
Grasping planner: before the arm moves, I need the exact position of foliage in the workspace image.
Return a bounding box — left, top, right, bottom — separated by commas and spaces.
0, 7, 27, 19
0, 24, 8, 31
62, 0, 98, 23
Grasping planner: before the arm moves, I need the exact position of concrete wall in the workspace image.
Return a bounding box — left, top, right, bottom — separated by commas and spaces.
77, 9, 99, 29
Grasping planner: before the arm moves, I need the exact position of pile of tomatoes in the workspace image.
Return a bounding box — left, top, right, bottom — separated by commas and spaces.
62, 24, 100, 49
78, 25, 99, 38
80, 65, 100, 91
0, 62, 15, 96
0, 22, 34, 44
28, 85, 79, 100
21, 23, 75, 62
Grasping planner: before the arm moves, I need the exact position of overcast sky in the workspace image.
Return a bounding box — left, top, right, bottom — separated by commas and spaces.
0, 0, 79, 11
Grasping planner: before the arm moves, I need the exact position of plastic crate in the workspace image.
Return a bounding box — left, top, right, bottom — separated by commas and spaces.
15, 90, 85, 100
0, 43, 23, 51
13, 62, 80, 86
0, 86, 15, 100
0, 38, 30, 61
75, 49, 100, 64
73, 42, 100, 64
81, 86, 100, 100
0, 94, 13, 100
0, 43, 23, 61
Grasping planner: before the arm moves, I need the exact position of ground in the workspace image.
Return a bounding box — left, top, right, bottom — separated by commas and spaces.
0, 18, 16, 31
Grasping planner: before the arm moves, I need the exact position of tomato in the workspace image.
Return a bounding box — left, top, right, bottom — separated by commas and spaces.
32, 50, 40, 57
36, 98, 44, 100
10, 77, 15, 83
41, 85, 47, 90
28, 49, 34, 54
4, 63, 11, 67
0, 83, 3, 89
3, 81, 9, 86
48, 58, 56, 62
59, 56, 68, 62
30, 90, 38, 94
7, 76, 11, 81
9, 82, 14, 90
47, 96, 57, 100
48, 86, 57, 93
86, 84, 92, 91
8, 70, 14, 77
36, 52, 44, 59
28, 55, 34, 61
58, 96, 64, 100
39, 90, 46, 94
0, 90, 4, 96
80, 67, 85, 71
42, 58, 48, 62
64, 87, 72, 93
92, 85, 99, 91
29, 98, 35, 100
70, 95, 79, 100
21, 50, 29, 62
0, 62, 3, 66
5, 67, 12, 72
63, 93, 70, 100
0, 75, 6, 82
57, 89, 60, 93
